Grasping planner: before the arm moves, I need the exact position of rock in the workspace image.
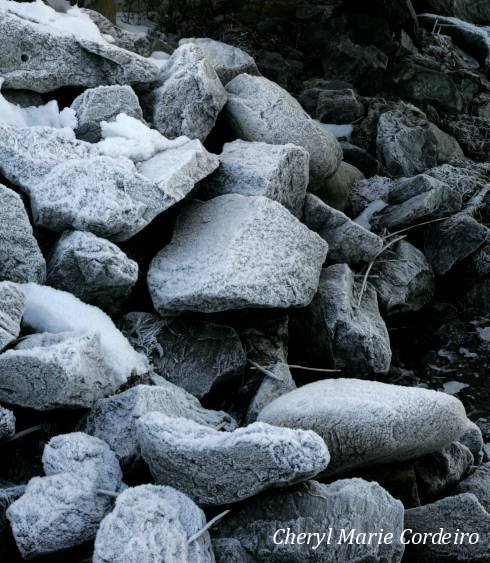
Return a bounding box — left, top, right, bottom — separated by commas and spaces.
137, 416, 330, 506
254, 49, 303, 92
148, 195, 328, 315
146, 43, 227, 141
0, 282, 25, 351
340, 142, 385, 178
0, 184, 46, 284
258, 378, 468, 476
303, 193, 383, 264
225, 74, 342, 189
371, 240, 435, 315
300, 88, 364, 124
216, 479, 405, 562
201, 140, 309, 217
213, 538, 250, 563
442, 116, 490, 162
459, 421, 484, 463
179, 37, 260, 84
293, 264, 391, 375
71, 85, 144, 142
455, 463, 490, 511
47, 230, 138, 310
0, 406, 15, 440
425, 161, 490, 203
348, 175, 392, 218
404, 494, 490, 562
81, 383, 236, 468
310, 160, 365, 210
420, 0, 490, 25
0, 483, 25, 536
0, 8, 159, 93
93, 485, 215, 563
0, 331, 120, 410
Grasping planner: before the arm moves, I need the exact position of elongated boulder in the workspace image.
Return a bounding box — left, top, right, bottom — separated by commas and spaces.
137, 416, 330, 506
225, 74, 342, 189
0, 282, 25, 351
258, 378, 468, 476
148, 195, 328, 315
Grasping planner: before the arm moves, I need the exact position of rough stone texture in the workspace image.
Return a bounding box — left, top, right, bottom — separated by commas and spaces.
225, 74, 342, 189
420, 0, 490, 25
258, 378, 468, 476
137, 416, 330, 506
216, 479, 405, 563
146, 43, 227, 141
71, 85, 144, 142
148, 195, 328, 315
348, 175, 392, 218
0, 184, 46, 284
0, 10, 159, 93
0, 282, 25, 351
0, 331, 120, 410
93, 485, 215, 563
303, 193, 383, 264
0, 484, 25, 536
442, 116, 490, 162
311, 160, 365, 211
455, 463, 490, 511
179, 37, 260, 84
300, 88, 364, 124
47, 230, 138, 310
459, 420, 484, 463
81, 383, 236, 468
404, 494, 490, 562
213, 538, 250, 563
425, 161, 490, 203
202, 140, 309, 217
0, 406, 15, 440
371, 240, 435, 315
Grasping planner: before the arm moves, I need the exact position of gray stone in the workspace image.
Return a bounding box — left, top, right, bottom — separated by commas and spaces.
0, 483, 25, 536
0, 281, 25, 351
404, 494, 490, 562
148, 195, 328, 315
179, 37, 260, 84
349, 175, 392, 218
455, 463, 490, 511
225, 74, 342, 189
137, 416, 330, 506
0, 9, 159, 93
202, 140, 309, 217
258, 378, 468, 476
303, 193, 383, 264
81, 383, 236, 468
300, 88, 364, 124
0, 406, 15, 440
216, 479, 405, 563
420, 0, 490, 25
47, 230, 138, 309
459, 420, 484, 463
213, 538, 252, 563
425, 161, 490, 203
441, 115, 490, 162
310, 160, 365, 211
0, 185, 45, 284
146, 43, 227, 141
71, 85, 144, 142
93, 485, 215, 563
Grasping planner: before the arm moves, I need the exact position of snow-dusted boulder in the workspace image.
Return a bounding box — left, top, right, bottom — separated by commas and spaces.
146, 43, 227, 141
0, 406, 15, 440
81, 383, 236, 468
455, 463, 490, 511
47, 230, 138, 310
148, 194, 328, 315
0, 484, 24, 536
0, 281, 25, 351
258, 378, 468, 476
202, 140, 309, 217
137, 416, 330, 506
225, 74, 342, 189
93, 485, 215, 563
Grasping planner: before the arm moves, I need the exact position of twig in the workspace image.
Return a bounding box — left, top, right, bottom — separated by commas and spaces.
384, 217, 449, 238
0, 425, 44, 446
96, 489, 119, 499
188, 509, 232, 544
248, 360, 283, 381
287, 364, 341, 373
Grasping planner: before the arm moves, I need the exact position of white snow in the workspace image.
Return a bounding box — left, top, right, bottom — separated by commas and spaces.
21, 283, 148, 384
354, 199, 388, 229
315, 121, 353, 139
442, 381, 469, 395
149, 51, 171, 69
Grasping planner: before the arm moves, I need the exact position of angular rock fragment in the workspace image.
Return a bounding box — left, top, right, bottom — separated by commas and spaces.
442, 116, 490, 162
0, 281, 25, 351
202, 140, 309, 217
455, 463, 490, 511
47, 230, 138, 310
137, 416, 330, 506
258, 378, 468, 476
148, 195, 328, 315
225, 74, 342, 189
0, 406, 15, 440
93, 485, 215, 563
425, 161, 490, 203
0, 483, 24, 536
300, 88, 364, 124
311, 160, 365, 210
459, 420, 484, 463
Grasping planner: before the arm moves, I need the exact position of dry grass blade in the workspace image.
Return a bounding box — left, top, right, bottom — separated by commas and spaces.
248, 359, 283, 381
188, 509, 232, 544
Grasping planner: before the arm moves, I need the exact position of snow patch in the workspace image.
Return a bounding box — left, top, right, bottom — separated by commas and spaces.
354, 199, 388, 230
442, 381, 469, 395
315, 121, 353, 139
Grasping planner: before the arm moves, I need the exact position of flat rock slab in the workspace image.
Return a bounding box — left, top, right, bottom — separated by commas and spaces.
258, 378, 468, 476
136, 416, 330, 506
94, 485, 215, 563
148, 194, 328, 315
0, 281, 25, 351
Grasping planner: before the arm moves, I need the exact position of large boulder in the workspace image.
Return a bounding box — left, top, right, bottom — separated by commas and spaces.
0, 281, 25, 351
148, 195, 328, 315
258, 378, 468, 476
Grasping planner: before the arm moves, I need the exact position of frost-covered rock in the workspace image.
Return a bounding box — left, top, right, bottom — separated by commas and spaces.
93, 485, 215, 563
146, 43, 227, 141
459, 420, 484, 463
0, 281, 25, 351
47, 230, 138, 310
0, 405, 15, 440
216, 479, 405, 563
202, 140, 309, 217
225, 74, 342, 189
180, 37, 260, 84
137, 416, 330, 506
258, 378, 468, 476
148, 195, 328, 315
0, 4, 159, 93
0, 184, 45, 284
0, 483, 24, 536
303, 193, 383, 264
312, 160, 365, 211
81, 383, 236, 468
455, 463, 490, 511
71, 85, 144, 142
